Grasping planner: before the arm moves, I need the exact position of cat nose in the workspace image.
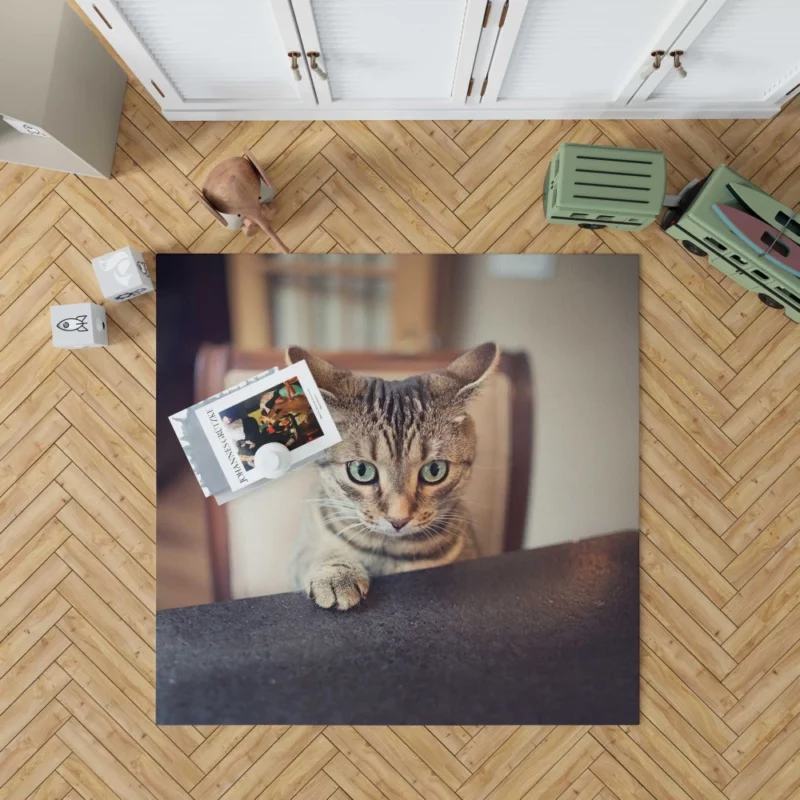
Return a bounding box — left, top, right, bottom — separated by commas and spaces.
388, 517, 410, 530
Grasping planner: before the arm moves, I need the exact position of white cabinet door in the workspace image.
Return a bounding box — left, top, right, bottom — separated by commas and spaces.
631, 0, 800, 108
75, 0, 316, 112
480, 0, 706, 110
289, 0, 486, 108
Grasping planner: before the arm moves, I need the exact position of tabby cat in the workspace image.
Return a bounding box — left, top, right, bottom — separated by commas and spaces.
287, 342, 499, 610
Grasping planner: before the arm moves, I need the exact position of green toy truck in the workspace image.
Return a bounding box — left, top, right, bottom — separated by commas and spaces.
544, 143, 800, 323
660, 165, 800, 322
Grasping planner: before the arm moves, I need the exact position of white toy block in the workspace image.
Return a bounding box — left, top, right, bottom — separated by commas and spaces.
50, 303, 108, 349
91, 246, 154, 302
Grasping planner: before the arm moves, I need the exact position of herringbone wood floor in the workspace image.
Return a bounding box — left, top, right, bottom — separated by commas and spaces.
2, 71, 800, 799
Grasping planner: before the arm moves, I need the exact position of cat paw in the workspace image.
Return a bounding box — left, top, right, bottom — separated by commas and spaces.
307, 562, 369, 611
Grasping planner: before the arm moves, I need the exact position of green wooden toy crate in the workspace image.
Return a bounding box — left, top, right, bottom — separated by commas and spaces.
661, 164, 800, 322
544, 143, 667, 231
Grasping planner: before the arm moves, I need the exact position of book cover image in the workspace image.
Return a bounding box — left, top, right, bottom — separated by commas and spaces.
195, 360, 340, 493
216, 376, 324, 472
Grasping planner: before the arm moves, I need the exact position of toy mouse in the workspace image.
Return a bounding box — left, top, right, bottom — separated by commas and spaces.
195, 148, 289, 253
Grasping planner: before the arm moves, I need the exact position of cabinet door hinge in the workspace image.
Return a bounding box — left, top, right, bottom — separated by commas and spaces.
499, 0, 509, 27
480, 77, 488, 97
482, 1, 492, 27
467, 77, 475, 97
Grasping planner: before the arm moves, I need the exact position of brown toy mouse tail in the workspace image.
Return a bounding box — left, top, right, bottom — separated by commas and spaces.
252, 213, 289, 254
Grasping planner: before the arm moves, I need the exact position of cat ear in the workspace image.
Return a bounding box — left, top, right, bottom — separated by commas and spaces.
285, 346, 357, 402
445, 342, 499, 402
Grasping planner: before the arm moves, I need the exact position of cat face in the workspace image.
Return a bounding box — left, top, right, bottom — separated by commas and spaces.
287, 344, 498, 536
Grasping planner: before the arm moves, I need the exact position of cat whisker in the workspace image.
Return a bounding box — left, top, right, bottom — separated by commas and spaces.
322, 514, 361, 522
423, 519, 461, 541
318, 505, 359, 515
336, 522, 371, 546
425, 527, 460, 541
430, 514, 471, 527
303, 496, 356, 506
303, 496, 352, 504
420, 527, 450, 558
305, 498, 358, 512
329, 520, 363, 536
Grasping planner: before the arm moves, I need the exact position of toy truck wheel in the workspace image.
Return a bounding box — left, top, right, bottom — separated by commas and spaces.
682, 240, 707, 257
578, 223, 606, 230
758, 293, 784, 310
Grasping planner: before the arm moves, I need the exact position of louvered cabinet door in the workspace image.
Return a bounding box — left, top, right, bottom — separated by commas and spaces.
75, 0, 316, 113
288, 0, 486, 108
480, 0, 705, 109
631, 0, 800, 108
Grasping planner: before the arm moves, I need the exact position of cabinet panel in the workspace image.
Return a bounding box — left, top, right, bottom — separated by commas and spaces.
78, 0, 791, 118
291, 0, 485, 106
489, 0, 698, 104
646, 0, 800, 103
78, 0, 315, 109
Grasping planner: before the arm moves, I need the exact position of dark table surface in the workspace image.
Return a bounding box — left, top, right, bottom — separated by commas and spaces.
157, 530, 639, 725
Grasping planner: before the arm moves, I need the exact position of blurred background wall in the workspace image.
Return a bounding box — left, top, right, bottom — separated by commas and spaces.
446, 255, 640, 548
157, 253, 639, 608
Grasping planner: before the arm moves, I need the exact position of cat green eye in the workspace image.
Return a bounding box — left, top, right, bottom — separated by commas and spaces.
419, 460, 449, 484
347, 460, 378, 484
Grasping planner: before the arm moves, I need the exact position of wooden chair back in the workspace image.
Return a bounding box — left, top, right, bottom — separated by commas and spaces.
195, 345, 534, 602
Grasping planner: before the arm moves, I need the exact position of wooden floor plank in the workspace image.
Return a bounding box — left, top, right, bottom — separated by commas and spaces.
0, 555, 70, 643
0, 731, 71, 800
122, 85, 201, 176
641, 575, 737, 684
57, 681, 193, 800
0, 228, 68, 317
639, 644, 736, 751
400, 121, 469, 174
640, 500, 736, 608
453, 121, 539, 192
326, 125, 461, 249
116, 115, 200, 212
0, 193, 68, 279
55, 427, 155, 536
111, 147, 203, 249
189, 726, 288, 800
0, 446, 70, 537
638, 680, 737, 790
0, 162, 37, 207
363, 121, 469, 210
56, 570, 155, 684
641, 537, 736, 644
454, 119, 575, 230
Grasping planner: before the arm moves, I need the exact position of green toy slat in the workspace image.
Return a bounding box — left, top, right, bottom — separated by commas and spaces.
560, 182, 658, 203
559, 143, 662, 163
567, 170, 660, 191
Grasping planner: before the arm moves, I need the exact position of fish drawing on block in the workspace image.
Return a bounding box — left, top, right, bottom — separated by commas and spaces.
56, 315, 89, 332
713, 203, 800, 278
726, 183, 800, 247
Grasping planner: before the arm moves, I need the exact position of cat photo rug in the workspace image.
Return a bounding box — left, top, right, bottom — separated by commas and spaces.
155, 253, 640, 725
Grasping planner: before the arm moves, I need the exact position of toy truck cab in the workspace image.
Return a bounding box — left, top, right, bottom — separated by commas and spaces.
660, 165, 800, 322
